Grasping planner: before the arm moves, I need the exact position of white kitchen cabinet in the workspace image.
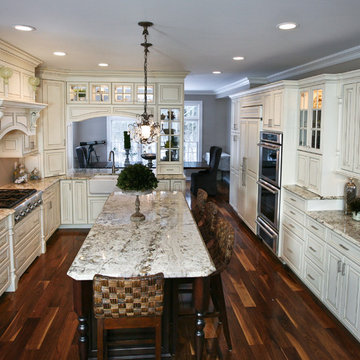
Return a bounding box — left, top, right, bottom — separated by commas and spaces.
158, 83, 183, 105
43, 182, 60, 242
41, 80, 65, 150
0, 216, 10, 296
296, 151, 321, 194
340, 82, 360, 175
229, 171, 239, 212
43, 150, 66, 177
295, 76, 343, 197
282, 226, 304, 276
60, 180, 87, 225
263, 90, 282, 130
87, 197, 108, 224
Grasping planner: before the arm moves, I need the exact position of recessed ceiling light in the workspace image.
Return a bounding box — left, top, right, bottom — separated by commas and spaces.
14, 24, 36, 32
276, 22, 298, 30
53, 51, 66, 56
98, 63, 109, 67
233, 56, 245, 61
212, 71, 222, 74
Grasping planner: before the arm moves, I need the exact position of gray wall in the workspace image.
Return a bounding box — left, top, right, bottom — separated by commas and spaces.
72, 117, 107, 164
184, 94, 231, 158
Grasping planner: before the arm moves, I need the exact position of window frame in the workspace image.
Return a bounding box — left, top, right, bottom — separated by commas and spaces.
184, 100, 203, 162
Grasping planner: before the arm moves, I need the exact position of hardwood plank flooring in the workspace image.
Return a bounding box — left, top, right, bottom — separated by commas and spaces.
0, 182, 360, 359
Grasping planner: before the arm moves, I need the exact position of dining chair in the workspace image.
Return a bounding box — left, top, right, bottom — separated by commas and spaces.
207, 215, 235, 350
192, 188, 208, 224
93, 273, 164, 360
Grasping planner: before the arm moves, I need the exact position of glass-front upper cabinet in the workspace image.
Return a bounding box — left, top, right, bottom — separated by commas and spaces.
298, 88, 323, 153
159, 108, 181, 162
68, 83, 88, 103
135, 84, 154, 103
90, 83, 110, 103
113, 83, 133, 103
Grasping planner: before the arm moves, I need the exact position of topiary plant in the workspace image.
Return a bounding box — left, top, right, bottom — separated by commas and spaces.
116, 163, 158, 191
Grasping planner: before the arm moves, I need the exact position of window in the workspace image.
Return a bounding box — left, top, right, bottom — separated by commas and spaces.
184, 101, 202, 162
106, 116, 156, 164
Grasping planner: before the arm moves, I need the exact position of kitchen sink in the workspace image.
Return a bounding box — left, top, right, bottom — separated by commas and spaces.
88, 174, 119, 194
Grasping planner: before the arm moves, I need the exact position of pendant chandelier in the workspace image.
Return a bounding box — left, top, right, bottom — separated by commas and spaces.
129, 21, 160, 144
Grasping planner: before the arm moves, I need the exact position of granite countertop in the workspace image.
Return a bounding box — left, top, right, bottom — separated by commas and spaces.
283, 184, 343, 200
67, 191, 215, 280
307, 210, 360, 247
0, 209, 14, 222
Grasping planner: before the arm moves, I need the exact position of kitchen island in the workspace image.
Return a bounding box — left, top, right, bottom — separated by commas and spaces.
67, 190, 215, 359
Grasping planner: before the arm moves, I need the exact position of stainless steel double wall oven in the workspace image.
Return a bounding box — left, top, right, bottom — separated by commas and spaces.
256, 131, 283, 254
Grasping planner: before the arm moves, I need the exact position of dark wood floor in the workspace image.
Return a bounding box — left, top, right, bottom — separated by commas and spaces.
1, 181, 360, 359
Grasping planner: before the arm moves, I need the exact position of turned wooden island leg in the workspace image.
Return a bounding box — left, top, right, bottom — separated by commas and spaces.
73, 279, 92, 360
193, 277, 209, 360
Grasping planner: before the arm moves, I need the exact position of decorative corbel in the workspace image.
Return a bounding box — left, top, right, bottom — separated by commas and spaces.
0, 106, 4, 120
30, 110, 41, 130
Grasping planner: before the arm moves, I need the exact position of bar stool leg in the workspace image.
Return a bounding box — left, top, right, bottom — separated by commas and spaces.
97, 318, 104, 360
155, 318, 162, 360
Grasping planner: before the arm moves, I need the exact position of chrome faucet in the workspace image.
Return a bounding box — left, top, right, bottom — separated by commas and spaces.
108, 150, 116, 174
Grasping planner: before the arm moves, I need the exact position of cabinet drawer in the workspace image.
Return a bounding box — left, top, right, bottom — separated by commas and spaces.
157, 165, 182, 174
0, 218, 8, 235
283, 191, 305, 211
0, 230, 9, 250
282, 227, 303, 275
305, 231, 325, 269
283, 202, 306, 226
304, 258, 324, 298
328, 231, 360, 263
0, 262, 10, 295
15, 233, 40, 274
14, 222, 40, 253
282, 214, 304, 238
43, 183, 57, 201
0, 245, 9, 267
14, 208, 40, 244
306, 217, 325, 239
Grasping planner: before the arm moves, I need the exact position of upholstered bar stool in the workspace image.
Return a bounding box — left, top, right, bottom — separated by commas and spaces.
93, 273, 164, 360
191, 188, 208, 224
207, 216, 235, 350
199, 201, 219, 244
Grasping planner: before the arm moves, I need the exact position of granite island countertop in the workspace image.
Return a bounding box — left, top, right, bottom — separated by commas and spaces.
67, 191, 215, 280
283, 184, 343, 200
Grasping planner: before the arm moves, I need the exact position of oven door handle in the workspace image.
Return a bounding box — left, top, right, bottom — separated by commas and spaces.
257, 142, 280, 149
255, 219, 277, 239
256, 180, 278, 194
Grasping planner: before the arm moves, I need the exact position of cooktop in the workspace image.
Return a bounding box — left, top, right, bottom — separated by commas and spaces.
0, 189, 37, 208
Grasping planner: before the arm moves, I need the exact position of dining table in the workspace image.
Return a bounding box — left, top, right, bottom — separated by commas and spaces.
67, 190, 216, 359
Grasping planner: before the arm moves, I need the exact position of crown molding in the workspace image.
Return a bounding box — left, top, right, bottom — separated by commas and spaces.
267, 44, 360, 83
215, 76, 268, 98
37, 68, 189, 82
184, 90, 216, 96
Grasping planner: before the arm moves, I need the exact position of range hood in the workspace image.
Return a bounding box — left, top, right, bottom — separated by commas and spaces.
0, 99, 47, 140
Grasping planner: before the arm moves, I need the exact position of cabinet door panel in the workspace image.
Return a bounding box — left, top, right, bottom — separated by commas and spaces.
88, 197, 107, 224
324, 247, 342, 316
60, 181, 73, 224
244, 173, 257, 233
263, 93, 272, 127
44, 150, 66, 177
342, 258, 360, 333
296, 153, 308, 187
42, 80, 65, 150
273, 91, 282, 128
229, 171, 238, 212
341, 84, 356, 172
308, 155, 321, 193
72, 180, 88, 224
246, 119, 259, 177
353, 84, 360, 174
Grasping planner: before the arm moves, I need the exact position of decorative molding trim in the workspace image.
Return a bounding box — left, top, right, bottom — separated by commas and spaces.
0, 39, 42, 68
184, 90, 216, 96
216, 77, 268, 97
267, 45, 360, 83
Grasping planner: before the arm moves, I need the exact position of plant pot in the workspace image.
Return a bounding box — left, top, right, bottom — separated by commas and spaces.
352, 211, 360, 221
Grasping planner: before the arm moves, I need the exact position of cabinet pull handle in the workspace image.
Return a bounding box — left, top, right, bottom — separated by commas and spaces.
309, 246, 316, 253
290, 210, 296, 216
339, 244, 349, 251
290, 198, 297, 202
307, 274, 315, 281
288, 223, 295, 228
342, 262, 346, 276
287, 248, 293, 254
337, 260, 342, 273
311, 225, 319, 231
49, 201, 52, 210
233, 135, 237, 141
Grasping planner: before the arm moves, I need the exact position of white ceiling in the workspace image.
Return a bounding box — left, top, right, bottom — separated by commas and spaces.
1, 0, 360, 93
